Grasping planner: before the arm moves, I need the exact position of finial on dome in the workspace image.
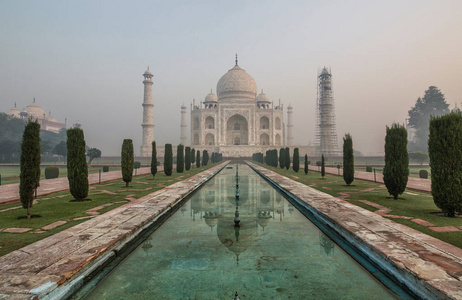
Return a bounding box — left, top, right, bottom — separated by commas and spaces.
33, 97, 36, 103
14, 102, 17, 108
235, 54, 238, 66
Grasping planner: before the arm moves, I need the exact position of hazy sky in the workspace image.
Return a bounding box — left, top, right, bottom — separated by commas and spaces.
1, 0, 461, 156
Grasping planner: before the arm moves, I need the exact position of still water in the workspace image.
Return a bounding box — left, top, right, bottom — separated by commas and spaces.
83, 164, 398, 299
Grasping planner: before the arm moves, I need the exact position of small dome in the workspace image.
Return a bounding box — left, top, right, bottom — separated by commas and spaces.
8, 104, 21, 118
46, 111, 58, 122
24, 99, 47, 120
144, 67, 152, 76
256, 90, 270, 103
216, 64, 257, 101
204, 91, 218, 103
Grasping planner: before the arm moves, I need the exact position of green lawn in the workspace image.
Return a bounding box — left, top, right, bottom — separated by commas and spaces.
254, 163, 462, 249
0, 163, 217, 257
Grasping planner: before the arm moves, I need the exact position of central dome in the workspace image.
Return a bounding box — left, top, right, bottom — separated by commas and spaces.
216, 64, 257, 101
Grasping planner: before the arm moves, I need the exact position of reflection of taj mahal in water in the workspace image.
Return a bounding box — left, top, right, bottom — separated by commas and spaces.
182, 165, 334, 263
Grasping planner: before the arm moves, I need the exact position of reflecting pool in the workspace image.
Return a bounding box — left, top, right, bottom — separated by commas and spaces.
82, 164, 398, 299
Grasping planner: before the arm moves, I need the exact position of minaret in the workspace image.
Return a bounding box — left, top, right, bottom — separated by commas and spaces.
316, 67, 338, 156
140, 67, 154, 157
180, 104, 187, 145
287, 104, 294, 146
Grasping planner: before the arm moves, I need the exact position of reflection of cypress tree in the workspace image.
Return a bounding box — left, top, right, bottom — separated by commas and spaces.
19, 119, 41, 218
67, 128, 89, 200
185, 146, 191, 170
121, 139, 134, 186
151, 141, 157, 177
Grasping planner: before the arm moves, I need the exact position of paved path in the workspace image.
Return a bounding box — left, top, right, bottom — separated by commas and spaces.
308, 165, 431, 193
0, 162, 228, 299
0, 167, 160, 205
249, 162, 462, 299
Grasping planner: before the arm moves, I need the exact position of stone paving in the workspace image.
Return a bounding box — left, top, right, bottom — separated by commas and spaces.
0, 162, 228, 299
249, 162, 462, 299
0, 167, 156, 205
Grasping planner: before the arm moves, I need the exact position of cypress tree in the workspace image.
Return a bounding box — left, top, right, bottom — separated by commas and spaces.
67, 128, 89, 200
19, 119, 41, 219
151, 141, 157, 177
196, 150, 201, 168
343, 133, 354, 185
177, 144, 184, 173
121, 139, 134, 186
202, 150, 209, 166
285, 147, 290, 170
185, 146, 191, 170
191, 148, 196, 165
304, 154, 308, 175
383, 124, 409, 199
321, 154, 326, 178
279, 148, 285, 169
164, 144, 173, 176
293, 148, 300, 172
428, 113, 462, 217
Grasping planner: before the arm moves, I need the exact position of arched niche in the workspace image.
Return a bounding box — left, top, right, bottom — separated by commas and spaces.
260, 116, 269, 130
226, 114, 248, 145
275, 134, 281, 146
260, 133, 269, 145
205, 116, 215, 129
205, 133, 215, 145
275, 117, 281, 130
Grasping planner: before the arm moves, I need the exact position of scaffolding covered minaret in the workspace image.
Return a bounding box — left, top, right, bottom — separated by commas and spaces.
316, 67, 338, 156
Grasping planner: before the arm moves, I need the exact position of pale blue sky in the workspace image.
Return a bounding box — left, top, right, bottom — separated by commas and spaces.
1, 0, 461, 155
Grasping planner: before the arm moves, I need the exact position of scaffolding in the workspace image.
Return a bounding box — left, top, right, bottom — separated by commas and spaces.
315, 67, 339, 156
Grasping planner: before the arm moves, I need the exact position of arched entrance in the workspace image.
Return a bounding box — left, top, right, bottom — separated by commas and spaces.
226, 114, 248, 145
205, 133, 215, 145
260, 133, 269, 145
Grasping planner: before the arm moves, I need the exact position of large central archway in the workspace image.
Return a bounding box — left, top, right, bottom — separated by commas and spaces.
226, 114, 248, 145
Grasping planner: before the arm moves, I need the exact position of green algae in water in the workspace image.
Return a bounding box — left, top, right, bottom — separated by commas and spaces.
82, 165, 399, 299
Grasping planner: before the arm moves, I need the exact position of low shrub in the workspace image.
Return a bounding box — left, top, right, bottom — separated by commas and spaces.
366, 166, 373, 172
419, 169, 428, 179
45, 166, 59, 179
103, 166, 109, 172
134, 161, 141, 169
316, 161, 321, 167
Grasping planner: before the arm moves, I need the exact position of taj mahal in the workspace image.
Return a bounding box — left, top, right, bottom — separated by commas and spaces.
140, 56, 318, 158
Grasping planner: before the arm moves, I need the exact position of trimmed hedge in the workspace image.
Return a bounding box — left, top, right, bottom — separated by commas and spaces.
45, 166, 59, 179
103, 166, 109, 172
419, 170, 428, 179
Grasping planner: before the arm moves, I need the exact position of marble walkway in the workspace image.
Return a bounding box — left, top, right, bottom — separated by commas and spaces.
250, 162, 462, 299
0, 162, 228, 299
